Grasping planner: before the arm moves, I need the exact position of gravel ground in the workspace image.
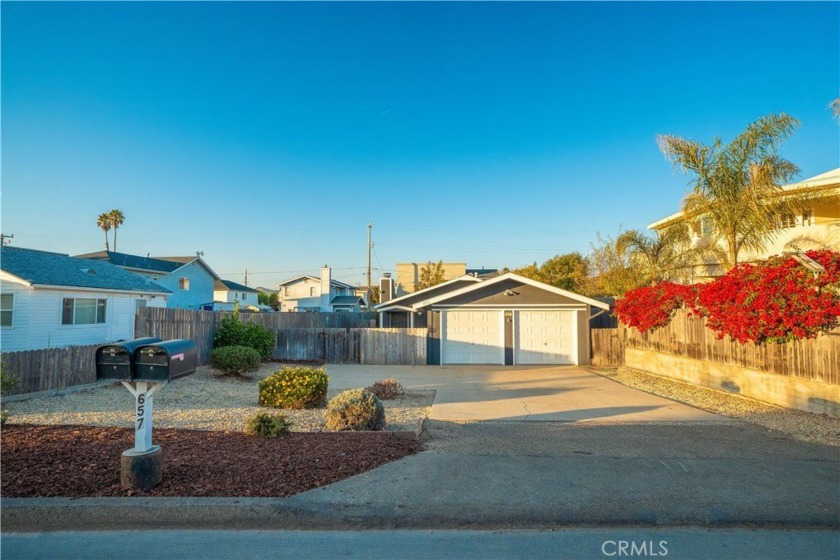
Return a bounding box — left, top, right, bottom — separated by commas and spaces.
589, 366, 840, 447
4, 364, 434, 433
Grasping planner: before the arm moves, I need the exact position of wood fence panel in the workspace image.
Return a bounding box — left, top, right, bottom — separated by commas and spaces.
622, 307, 839, 383
590, 328, 625, 366
1, 344, 100, 396
360, 329, 428, 365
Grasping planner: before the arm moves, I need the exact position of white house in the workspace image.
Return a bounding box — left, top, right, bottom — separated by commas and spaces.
213, 280, 271, 312
648, 167, 840, 279
0, 246, 170, 352
277, 266, 366, 312
76, 251, 222, 310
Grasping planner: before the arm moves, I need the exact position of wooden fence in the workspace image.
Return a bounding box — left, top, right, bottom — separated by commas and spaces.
134, 308, 376, 364
590, 328, 625, 366
1, 344, 100, 396
622, 308, 840, 384
273, 328, 428, 365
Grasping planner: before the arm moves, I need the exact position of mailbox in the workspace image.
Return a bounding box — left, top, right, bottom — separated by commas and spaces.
133, 339, 197, 382
96, 338, 163, 380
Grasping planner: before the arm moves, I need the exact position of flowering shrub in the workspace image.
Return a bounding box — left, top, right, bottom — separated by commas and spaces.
613, 282, 697, 333
696, 250, 840, 344
258, 366, 329, 409
614, 250, 840, 344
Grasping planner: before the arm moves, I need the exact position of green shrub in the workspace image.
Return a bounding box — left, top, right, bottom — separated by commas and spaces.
1, 362, 20, 397
213, 312, 276, 359
366, 378, 405, 400
258, 366, 329, 409
211, 345, 261, 376
326, 389, 385, 431
244, 412, 293, 438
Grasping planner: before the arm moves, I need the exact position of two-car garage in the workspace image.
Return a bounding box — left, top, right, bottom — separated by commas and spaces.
441, 309, 577, 365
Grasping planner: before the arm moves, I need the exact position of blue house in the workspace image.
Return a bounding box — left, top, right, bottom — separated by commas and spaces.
76, 251, 222, 310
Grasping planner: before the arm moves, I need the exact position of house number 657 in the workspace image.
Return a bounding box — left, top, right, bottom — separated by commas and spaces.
136, 394, 146, 429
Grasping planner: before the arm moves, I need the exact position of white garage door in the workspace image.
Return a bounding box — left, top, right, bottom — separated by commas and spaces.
515, 310, 576, 365
442, 310, 504, 365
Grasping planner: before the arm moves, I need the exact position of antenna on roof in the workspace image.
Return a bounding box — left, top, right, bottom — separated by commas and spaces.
196, 251, 205, 258
1, 233, 14, 246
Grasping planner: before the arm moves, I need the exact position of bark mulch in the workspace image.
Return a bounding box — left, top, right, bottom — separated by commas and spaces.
1, 424, 421, 498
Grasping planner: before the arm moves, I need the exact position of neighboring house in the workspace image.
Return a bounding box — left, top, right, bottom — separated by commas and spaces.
375, 272, 609, 366
213, 280, 271, 312
395, 262, 467, 296
648, 167, 840, 280
0, 246, 170, 352
76, 251, 222, 310
277, 266, 366, 312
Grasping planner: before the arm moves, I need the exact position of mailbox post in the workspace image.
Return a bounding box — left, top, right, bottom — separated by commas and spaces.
96, 338, 196, 491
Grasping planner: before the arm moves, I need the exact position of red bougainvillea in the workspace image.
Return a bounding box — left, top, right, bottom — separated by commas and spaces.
613, 281, 697, 333
614, 250, 840, 344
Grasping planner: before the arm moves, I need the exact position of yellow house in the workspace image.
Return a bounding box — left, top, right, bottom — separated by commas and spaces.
395, 262, 467, 296
648, 168, 840, 280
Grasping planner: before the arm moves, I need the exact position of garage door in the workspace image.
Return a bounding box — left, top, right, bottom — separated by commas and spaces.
442, 310, 504, 364
515, 310, 575, 365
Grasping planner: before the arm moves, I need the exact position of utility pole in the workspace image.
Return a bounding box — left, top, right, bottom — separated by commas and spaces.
244, 269, 249, 286
367, 223, 372, 308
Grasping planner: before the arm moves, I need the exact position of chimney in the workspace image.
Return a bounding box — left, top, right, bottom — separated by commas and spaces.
379, 273, 394, 304
320, 265, 331, 311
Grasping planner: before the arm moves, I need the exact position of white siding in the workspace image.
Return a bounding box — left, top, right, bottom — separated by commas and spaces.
0, 282, 166, 352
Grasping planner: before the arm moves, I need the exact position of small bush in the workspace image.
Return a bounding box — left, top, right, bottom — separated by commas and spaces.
244, 412, 293, 438
326, 389, 385, 431
366, 378, 405, 400
211, 345, 261, 376
213, 312, 276, 359
1, 362, 20, 397
258, 366, 329, 409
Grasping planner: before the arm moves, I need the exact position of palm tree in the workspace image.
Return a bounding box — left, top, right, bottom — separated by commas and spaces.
96, 213, 111, 251
831, 98, 840, 122
108, 209, 125, 252
658, 113, 803, 270
616, 225, 691, 285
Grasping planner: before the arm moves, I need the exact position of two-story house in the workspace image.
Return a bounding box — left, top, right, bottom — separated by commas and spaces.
213, 280, 270, 312
0, 246, 170, 351
277, 266, 366, 312
648, 167, 840, 280
76, 251, 222, 310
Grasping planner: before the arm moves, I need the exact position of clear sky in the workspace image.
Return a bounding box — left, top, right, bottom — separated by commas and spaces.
3, 1, 838, 288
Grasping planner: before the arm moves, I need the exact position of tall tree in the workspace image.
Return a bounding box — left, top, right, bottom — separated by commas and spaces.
583, 232, 648, 297
514, 254, 588, 291
96, 213, 111, 251
416, 261, 446, 290
108, 209, 125, 252
658, 113, 803, 269
830, 98, 840, 121
616, 226, 691, 285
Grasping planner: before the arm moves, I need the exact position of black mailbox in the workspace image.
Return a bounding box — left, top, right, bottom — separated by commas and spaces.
133, 339, 197, 382
96, 338, 163, 380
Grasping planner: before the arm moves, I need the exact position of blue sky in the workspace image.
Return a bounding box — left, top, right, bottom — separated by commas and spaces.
3, 2, 838, 288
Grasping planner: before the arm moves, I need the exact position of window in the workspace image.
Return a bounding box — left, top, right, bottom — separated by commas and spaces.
284, 286, 290, 297
242, 293, 247, 300
1, 293, 13, 327
135, 299, 147, 311
801, 209, 813, 226
62, 298, 106, 325
179, 277, 190, 290
310, 287, 316, 297
699, 217, 713, 236
779, 213, 796, 228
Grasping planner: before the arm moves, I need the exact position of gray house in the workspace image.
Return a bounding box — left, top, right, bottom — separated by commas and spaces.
375, 272, 609, 366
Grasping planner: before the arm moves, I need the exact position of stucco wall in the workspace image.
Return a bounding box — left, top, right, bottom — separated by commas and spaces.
625, 347, 840, 417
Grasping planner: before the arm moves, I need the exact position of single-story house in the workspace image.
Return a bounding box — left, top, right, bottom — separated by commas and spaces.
0, 246, 170, 351
375, 272, 610, 366
76, 251, 222, 310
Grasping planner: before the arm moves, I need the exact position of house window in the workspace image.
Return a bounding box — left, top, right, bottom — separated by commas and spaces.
699, 217, 713, 236
179, 278, 190, 290
62, 298, 106, 325
1, 293, 13, 327
779, 213, 796, 228
310, 287, 316, 297
801, 209, 813, 226
284, 286, 290, 297
242, 293, 247, 300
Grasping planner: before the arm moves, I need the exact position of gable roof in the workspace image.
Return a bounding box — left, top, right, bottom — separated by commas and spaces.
75, 251, 181, 273
374, 275, 483, 311
277, 274, 355, 289
330, 295, 366, 306
215, 279, 259, 293
2, 246, 171, 294
384, 272, 610, 311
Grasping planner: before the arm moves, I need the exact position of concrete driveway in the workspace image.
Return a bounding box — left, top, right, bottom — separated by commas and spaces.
326, 364, 729, 423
